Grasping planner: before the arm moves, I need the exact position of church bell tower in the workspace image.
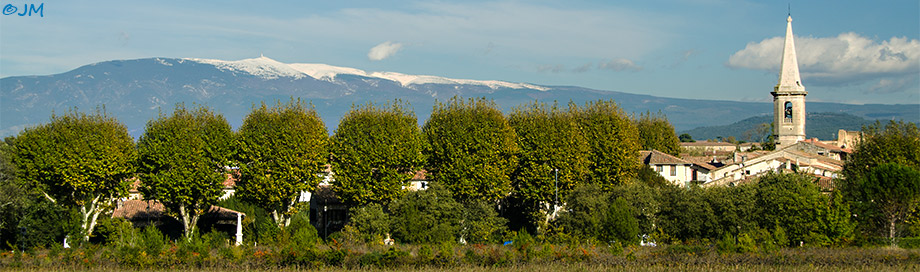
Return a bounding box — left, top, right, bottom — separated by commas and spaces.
772, 15, 807, 148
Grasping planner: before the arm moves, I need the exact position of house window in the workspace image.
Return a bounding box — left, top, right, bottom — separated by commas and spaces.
656, 165, 663, 172
670, 165, 676, 176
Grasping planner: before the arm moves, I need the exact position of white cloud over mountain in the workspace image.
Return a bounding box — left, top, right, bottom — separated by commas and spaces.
599, 58, 642, 72
728, 33, 919, 93
368, 41, 403, 61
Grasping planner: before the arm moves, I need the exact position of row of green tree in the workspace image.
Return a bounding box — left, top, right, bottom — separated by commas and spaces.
1, 97, 917, 250
0, 97, 678, 248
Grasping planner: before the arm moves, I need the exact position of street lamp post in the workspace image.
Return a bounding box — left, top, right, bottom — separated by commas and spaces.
554, 168, 558, 207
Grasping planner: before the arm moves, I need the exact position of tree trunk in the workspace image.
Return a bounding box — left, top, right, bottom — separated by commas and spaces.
179, 205, 201, 240
889, 216, 897, 247
78, 195, 104, 242
272, 209, 290, 229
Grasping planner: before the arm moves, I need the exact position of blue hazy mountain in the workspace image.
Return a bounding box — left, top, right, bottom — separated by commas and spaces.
2, 57, 917, 138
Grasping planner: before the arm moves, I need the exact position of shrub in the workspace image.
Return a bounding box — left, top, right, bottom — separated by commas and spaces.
389, 183, 462, 244
602, 197, 639, 245
461, 199, 508, 244
138, 226, 166, 256
345, 203, 390, 243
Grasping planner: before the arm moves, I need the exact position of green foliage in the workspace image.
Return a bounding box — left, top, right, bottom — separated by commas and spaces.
10, 109, 135, 242
634, 111, 680, 156
345, 203, 390, 243
138, 226, 166, 256
460, 200, 508, 244
284, 210, 320, 251
844, 121, 920, 181
137, 104, 233, 239
755, 172, 831, 246
678, 133, 694, 143
841, 121, 920, 241
556, 183, 610, 241
609, 182, 662, 236
635, 165, 671, 188
331, 101, 424, 206
815, 192, 856, 246
571, 100, 640, 188
14, 198, 73, 249
855, 163, 920, 244
389, 183, 462, 244
236, 99, 328, 227
0, 141, 31, 249
704, 185, 759, 237
657, 185, 719, 242
508, 101, 590, 228
215, 195, 281, 245
423, 97, 519, 202
602, 197, 639, 245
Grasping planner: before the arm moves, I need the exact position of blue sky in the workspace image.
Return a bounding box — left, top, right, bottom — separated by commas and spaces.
1, 0, 917, 105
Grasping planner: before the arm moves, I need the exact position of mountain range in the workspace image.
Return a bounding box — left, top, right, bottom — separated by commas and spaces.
1, 56, 917, 139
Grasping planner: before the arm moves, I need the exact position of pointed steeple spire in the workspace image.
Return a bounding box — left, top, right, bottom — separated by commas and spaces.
775, 15, 806, 94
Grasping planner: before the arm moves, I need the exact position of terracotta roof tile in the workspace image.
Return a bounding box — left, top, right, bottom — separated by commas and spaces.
639, 150, 690, 165
112, 200, 243, 220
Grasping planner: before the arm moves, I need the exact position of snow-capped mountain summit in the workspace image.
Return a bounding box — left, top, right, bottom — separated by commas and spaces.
187, 56, 549, 91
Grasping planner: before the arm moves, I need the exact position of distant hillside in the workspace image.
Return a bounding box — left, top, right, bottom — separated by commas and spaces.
2, 57, 917, 138
679, 112, 878, 142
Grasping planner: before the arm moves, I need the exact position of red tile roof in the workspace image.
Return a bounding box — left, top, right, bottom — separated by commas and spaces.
112, 199, 243, 220
639, 150, 691, 165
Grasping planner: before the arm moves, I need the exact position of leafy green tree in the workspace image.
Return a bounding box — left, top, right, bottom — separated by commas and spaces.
843, 121, 920, 182
841, 121, 920, 239
855, 163, 920, 245
556, 183, 610, 241
508, 102, 590, 227
389, 183, 463, 244
344, 203, 391, 243
815, 192, 856, 246
423, 97, 519, 202
460, 199, 509, 244
137, 104, 234, 239
609, 182, 662, 237
634, 111, 680, 156
657, 185, 719, 242
571, 100, 640, 189
330, 101, 425, 206
0, 140, 26, 248
754, 172, 827, 246
10, 110, 135, 242
678, 133, 695, 143
703, 185, 759, 238
235, 99, 328, 228
602, 197, 640, 245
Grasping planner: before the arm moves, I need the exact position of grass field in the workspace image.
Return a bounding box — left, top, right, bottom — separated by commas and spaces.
2, 244, 919, 271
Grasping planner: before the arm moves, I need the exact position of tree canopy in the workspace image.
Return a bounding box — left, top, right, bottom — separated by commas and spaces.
235, 99, 328, 227
634, 111, 680, 156
508, 101, 590, 227
571, 100, 640, 189
854, 163, 920, 245
137, 104, 234, 239
10, 110, 135, 242
423, 97, 519, 202
330, 101, 425, 206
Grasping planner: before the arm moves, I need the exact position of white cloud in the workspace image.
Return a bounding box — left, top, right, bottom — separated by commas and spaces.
727, 33, 920, 92
367, 41, 403, 61
598, 58, 642, 72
